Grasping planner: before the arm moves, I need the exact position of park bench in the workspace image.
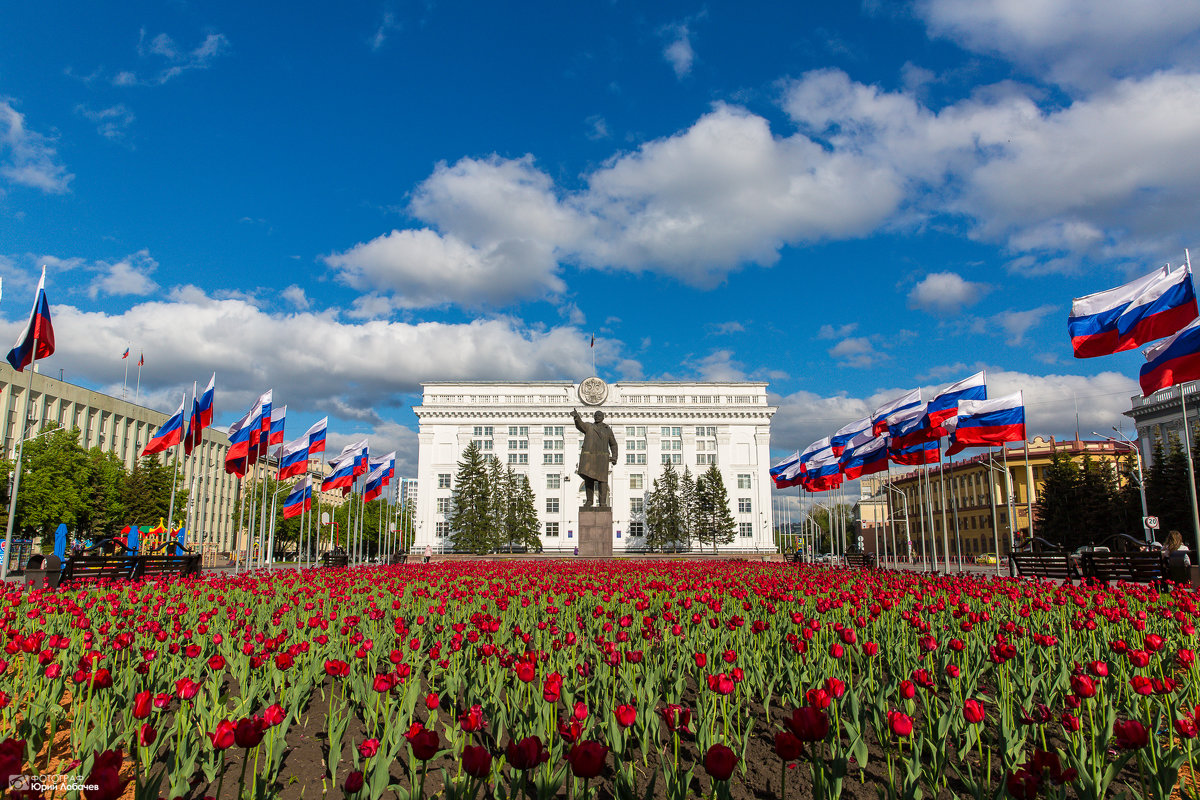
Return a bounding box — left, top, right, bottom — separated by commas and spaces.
1078, 534, 1178, 586
58, 538, 202, 586
1010, 537, 1079, 583
845, 552, 876, 569
135, 542, 202, 580
387, 553, 408, 565
321, 552, 349, 568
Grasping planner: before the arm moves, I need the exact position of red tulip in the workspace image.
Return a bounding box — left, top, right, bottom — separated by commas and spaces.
208, 654, 226, 670
785, 706, 829, 742
1128, 650, 1150, 668
424, 692, 440, 710
1145, 634, 1164, 653
693, 652, 707, 668
84, 749, 130, 800
566, 740, 609, 779
805, 688, 831, 710
1087, 660, 1108, 677
462, 745, 492, 780
963, 699, 986, 725
458, 704, 487, 732
505, 736, 549, 770
1114, 720, 1149, 750
407, 727, 440, 761
774, 731, 803, 761
706, 673, 735, 695
176, 678, 200, 700
234, 717, 266, 748
1175, 717, 1198, 739
515, 661, 536, 683
372, 674, 396, 693
543, 672, 563, 703
898, 680, 916, 700
1061, 713, 1082, 733
887, 710, 913, 738
132, 690, 153, 719
209, 720, 236, 750
324, 659, 350, 677
862, 641, 879, 656
138, 723, 157, 746
573, 701, 589, 721
659, 704, 692, 734
614, 704, 637, 728
358, 739, 380, 758
262, 704, 286, 727
343, 771, 364, 794
703, 743, 739, 782
1070, 675, 1096, 699
824, 677, 845, 699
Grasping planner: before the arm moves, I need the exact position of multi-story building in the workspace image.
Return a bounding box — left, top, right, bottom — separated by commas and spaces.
876, 437, 1133, 560
0, 364, 241, 551
1126, 381, 1200, 465
412, 379, 777, 552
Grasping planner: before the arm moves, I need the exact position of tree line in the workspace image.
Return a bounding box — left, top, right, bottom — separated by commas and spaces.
643, 462, 736, 552
0, 425, 187, 541
448, 442, 541, 553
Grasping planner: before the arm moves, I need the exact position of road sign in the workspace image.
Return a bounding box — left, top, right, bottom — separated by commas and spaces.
1145, 516, 1160, 529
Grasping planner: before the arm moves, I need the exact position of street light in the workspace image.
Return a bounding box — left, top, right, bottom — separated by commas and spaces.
883, 483, 911, 569
1094, 429, 1151, 543
980, 458, 1013, 577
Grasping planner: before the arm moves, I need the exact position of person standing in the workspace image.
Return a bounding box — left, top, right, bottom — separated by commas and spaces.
423, 543, 432, 564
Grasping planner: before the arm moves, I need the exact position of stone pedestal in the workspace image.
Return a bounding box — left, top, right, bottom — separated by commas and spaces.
577, 507, 613, 558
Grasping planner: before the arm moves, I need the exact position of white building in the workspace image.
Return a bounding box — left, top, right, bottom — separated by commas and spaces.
412, 379, 777, 553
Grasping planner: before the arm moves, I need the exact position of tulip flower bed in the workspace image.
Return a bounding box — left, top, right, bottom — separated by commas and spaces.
1, 561, 1198, 800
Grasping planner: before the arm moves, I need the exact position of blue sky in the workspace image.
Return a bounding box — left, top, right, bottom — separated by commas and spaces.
2, 0, 1200, 480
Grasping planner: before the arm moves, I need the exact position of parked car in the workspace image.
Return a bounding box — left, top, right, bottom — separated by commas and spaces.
975, 553, 998, 565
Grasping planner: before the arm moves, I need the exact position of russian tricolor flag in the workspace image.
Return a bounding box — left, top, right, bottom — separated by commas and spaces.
277, 434, 311, 480
184, 373, 216, 456
830, 417, 871, 456
871, 389, 920, 436
363, 462, 388, 502
1140, 316, 1200, 396
926, 371, 986, 427
306, 417, 328, 454
269, 405, 287, 447
1069, 263, 1197, 358
7, 267, 55, 372
802, 453, 842, 492
840, 436, 889, 480
889, 438, 939, 466
945, 392, 1026, 456
770, 451, 801, 489
225, 406, 256, 477
322, 453, 357, 493
282, 477, 312, 519
143, 394, 186, 456
247, 390, 272, 464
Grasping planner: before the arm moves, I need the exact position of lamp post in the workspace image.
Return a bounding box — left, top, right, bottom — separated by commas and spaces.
981, 457, 1014, 577
884, 483, 910, 568
1095, 429, 1151, 543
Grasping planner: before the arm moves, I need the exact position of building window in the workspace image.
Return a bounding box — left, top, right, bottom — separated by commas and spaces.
473, 426, 493, 437
661, 453, 682, 465
508, 439, 529, 450
696, 426, 716, 437
628, 521, 645, 537
544, 426, 564, 437
547, 474, 560, 489
436, 497, 451, 514
738, 498, 752, 513
630, 497, 644, 514
435, 522, 449, 537
625, 426, 646, 437
473, 438, 493, 451
545, 522, 559, 537
737, 474, 751, 489
508, 426, 529, 437
508, 453, 529, 465
627, 453, 647, 465
629, 474, 643, 490
437, 474, 451, 489
544, 438, 563, 450
546, 497, 560, 514
544, 453, 564, 465
696, 454, 716, 465
739, 523, 753, 538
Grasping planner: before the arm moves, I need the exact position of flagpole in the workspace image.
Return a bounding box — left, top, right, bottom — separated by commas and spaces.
1, 335, 38, 581
988, 448, 1002, 577
135, 356, 142, 402
1178, 386, 1200, 552
244, 462, 258, 572
1001, 444, 1016, 559
122, 344, 130, 400
234, 475, 247, 572
937, 449, 951, 572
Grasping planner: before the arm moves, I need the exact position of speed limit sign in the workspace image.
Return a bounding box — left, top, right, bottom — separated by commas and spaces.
1145, 516, 1160, 530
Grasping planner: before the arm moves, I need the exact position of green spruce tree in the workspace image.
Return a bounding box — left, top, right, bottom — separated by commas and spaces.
645, 460, 683, 551
448, 442, 491, 553
511, 473, 542, 550
679, 467, 697, 551
695, 464, 735, 553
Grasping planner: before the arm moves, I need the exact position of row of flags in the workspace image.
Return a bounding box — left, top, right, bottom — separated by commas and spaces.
771, 373, 1027, 493
141, 374, 216, 456
121, 348, 144, 366
1068, 257, 1200, 396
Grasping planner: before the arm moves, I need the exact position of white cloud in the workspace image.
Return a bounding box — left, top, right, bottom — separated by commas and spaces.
817, 322, 858, 340
690, 349, 747, 381
35, 249, 159, 299
370, 11, 402, 51
3, 289, 610, 423
585, 115, 610, 141
326, 228, 565, 308
281, 285, 310, 309
117, 29, 230, 86
971, 304, 1058, 345
662, 23, 695, 78
916, 0, 1200, 89
828, 337, 887, 368
907, 271, 989, 316
74, 104, 135, 141
0, 99, 72, 194
710, 321, 744, 335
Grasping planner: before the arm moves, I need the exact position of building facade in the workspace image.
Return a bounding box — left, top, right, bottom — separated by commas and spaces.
0, 364, 241, 551
412, 379, 777, 552
876, 437, 1132, 560
1126, 381, 1200, 466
